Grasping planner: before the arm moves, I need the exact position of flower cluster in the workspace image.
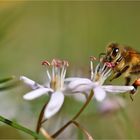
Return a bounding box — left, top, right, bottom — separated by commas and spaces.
20, 58, 134, 120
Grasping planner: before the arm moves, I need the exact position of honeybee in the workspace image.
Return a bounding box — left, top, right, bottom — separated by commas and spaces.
100, 42, 140, 99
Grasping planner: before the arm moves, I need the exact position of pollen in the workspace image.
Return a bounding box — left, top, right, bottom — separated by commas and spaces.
90, 56, 97, 61
105, 62, 115, 68
63, 60, 69, 67
51, 59, 63, 67
42, 60, 50, 66
134, 78, 140, 86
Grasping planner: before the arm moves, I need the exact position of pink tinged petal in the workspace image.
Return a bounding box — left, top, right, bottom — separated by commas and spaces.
23, 88, 53, 100
102, 85, 134, 93
99, 97, 126, 114
44, 91, 64, 119
20, 76, 41, 89
94, 86, 106, 102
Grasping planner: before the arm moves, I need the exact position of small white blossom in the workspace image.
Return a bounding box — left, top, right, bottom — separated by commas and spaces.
21, 59, 101, 119
21, 59, 69, 119
65, 57, 134, 102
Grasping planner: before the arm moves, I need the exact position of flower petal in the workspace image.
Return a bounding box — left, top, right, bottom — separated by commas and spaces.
44, 91, 64, 119
20, 76, 41, 89
64, 78, 96, 94
94, 86, 106, 101
64, 77, 88, 85
23, 88, 53, 100
102, 85, 134, 93
65, 77, 84, 82
67, 78, 95, 89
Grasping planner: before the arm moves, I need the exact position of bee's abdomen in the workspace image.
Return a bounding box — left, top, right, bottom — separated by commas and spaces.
130, 64, 140, 75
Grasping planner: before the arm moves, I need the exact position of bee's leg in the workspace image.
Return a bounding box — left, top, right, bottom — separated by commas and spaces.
129, 65, 140, 100
124, 76, 134, 101
125, 75, 138, 101
110, 66, 129, 81
129, 83, 137, 101
130, 94, 134, 101
130, 82, 137, 95
125, 76, 131, 85
122, 76, 131, 99
110, 72, 121, 82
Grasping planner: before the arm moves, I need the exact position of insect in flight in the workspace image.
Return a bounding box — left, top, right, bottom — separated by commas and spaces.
99, 42, 140, 100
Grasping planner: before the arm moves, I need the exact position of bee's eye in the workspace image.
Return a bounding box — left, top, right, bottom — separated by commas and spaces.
112, 48, 119, 57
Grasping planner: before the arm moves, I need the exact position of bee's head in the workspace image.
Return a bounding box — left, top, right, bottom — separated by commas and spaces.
105, 42, 121, 62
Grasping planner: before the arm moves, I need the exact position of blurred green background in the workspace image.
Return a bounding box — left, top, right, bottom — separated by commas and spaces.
0, 1, 140, 139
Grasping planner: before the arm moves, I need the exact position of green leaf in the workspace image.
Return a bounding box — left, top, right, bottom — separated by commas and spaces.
0, 115, 43, 139
0, 76, 15, 84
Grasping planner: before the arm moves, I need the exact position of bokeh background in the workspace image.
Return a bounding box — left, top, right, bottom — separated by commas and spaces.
0, 1, 140, 139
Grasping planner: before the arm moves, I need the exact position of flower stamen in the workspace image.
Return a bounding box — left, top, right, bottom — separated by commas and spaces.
90, 56, 97, 80
90, 56, 113, 85
42, 60, 51, 81
61, 60, 69, 88
42, 59, 69, 91
42, 60, 50, 66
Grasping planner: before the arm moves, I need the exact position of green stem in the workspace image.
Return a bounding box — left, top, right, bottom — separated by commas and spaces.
72, 91, 94, 120
72, 120, 94, 140
0, 76, 15, 84
36, 103, 48, 134
51, 90, 94, 138
0, 115, 42, 139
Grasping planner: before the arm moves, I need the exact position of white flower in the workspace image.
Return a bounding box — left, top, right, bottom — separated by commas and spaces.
65, 57, 134, 102
21, 59, 69, 119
